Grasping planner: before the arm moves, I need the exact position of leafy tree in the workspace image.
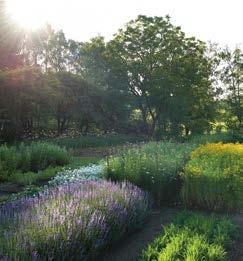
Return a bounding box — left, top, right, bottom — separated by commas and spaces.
44, 71, 105, 135
73, 36, 133, 132
220, 47, 243, 130
109, 15, 215, 137
0, 67, 43, 140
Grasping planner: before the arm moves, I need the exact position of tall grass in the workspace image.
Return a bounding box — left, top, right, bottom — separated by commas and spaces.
0, 142, 70, 182
0, 180, 151, 260
52, 134, 147, 149
140, 211, 238, 261
181, 143, 243, 212
187, 133, 243, 145
105, 142, 195, 206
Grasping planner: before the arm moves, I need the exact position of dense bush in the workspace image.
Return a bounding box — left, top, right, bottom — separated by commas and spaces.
0, 142, 70, 182
52, 134, 147, 149
182, 143, 243, 211
105, 142, 195, 206
140, 211, 237, 261
0, 181, 151, 260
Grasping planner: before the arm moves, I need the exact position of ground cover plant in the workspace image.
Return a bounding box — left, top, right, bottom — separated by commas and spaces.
140, 211, 238, 261
48, 164, 104, 186
182, 143, 243, 212
0, 180, 151, 260
105, 142, 195, 206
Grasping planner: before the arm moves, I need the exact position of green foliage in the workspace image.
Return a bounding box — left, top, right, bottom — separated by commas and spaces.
105, 142, 195, 206
8, 167, 63, 186
140, 211, 238, 261
19, 142, 70, 171
188, 133, 243, 145
68, 156, 101, 168
182, 143, 243, 211
220, 48, 242, 131
110, 15, 216, 136
0, 10, 241, 140
0, 145, 18, 178
0, 142, 70, 182
52, 134, 146, 149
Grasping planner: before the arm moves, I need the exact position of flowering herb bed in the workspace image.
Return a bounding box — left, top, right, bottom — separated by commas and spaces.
0, 181, 151, 260
182, 143, 243, 211
105, 142, 195, 206
48, 164, 104, 186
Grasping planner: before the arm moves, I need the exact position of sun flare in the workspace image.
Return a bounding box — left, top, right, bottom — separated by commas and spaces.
6, 0, 52, 30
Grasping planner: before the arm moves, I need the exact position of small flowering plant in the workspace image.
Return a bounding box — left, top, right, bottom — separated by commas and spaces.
0, 180, 152, 260
105, 142, 195, 206
182, 143, 243, 211
48, 164, 104, 186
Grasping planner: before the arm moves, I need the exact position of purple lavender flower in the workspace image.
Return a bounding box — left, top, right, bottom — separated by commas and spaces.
0, 180, 151, 260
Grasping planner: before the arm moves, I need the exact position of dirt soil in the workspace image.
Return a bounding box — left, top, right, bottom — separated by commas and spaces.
74, 147, 111, 157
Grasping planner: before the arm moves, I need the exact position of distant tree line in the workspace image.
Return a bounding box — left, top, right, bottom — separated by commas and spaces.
0, 2, 242, 141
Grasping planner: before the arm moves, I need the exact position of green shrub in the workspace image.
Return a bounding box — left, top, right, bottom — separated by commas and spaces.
181, 143, 243, 211
0, 145, 18, 173
9, 171, 38, 186
8, 167, 63, 186
140, 211, 237, 261
0, 142, 70, 182
105, 142, 195, 206
19, 142, 70, 172
34, 167, 63, 183
0, 164, 9, 182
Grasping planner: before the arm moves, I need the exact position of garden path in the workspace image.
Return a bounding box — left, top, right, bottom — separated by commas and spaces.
100, 207, 179, 261
231, 213, 243, 261
100, 208, 243, 261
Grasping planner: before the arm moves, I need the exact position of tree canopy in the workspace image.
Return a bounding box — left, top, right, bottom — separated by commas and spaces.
0, 3, 242, 141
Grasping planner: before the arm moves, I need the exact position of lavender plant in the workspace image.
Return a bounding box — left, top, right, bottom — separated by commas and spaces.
0, 180, 151, 260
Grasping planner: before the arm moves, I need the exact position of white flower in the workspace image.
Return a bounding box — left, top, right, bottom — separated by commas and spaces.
48, 164, 104, 186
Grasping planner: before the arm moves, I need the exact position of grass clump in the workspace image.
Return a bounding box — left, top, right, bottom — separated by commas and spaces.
140, 211, 237, 261
0, 142, 71, 182
181, 143, 243, 211
105, 142, 195, 206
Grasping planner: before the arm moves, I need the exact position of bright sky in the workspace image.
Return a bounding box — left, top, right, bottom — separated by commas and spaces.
6, 0, 243, 48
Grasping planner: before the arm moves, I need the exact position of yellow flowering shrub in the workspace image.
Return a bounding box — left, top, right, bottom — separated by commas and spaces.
181, 143, 243, 212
